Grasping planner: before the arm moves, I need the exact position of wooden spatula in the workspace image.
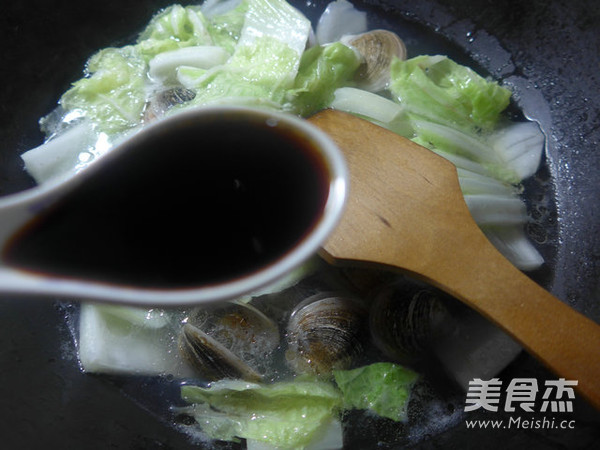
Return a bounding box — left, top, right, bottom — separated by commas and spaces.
308, 109, 600, 410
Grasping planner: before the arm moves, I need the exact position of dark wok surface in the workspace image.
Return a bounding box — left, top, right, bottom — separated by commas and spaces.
1, 0, 598, 448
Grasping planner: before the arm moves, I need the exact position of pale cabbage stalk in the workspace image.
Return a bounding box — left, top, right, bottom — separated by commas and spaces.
21, 121, 97, 183
315, 0, 367, 44
78, 303, 193, 377
148, 45, 230, 82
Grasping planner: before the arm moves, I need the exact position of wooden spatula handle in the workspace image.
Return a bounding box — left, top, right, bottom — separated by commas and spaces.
309, 109, 600, 410
333, 209, 600, 410
423, 224, 600, 411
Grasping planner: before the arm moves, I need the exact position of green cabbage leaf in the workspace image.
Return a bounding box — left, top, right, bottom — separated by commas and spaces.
287, 42, 361, 116
136, 5, 214, 61
389, 54, 511, 132
59, 46, 147, 134
333, 362, 418, 422
204, 0, 249, 53
180, 378, 342, 448
185, 0, 311, 108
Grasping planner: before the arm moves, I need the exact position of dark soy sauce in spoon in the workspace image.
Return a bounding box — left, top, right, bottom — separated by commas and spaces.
3, 112, 329, 288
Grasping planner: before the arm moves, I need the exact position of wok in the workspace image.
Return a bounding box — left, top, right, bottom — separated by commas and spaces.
1, 0, 598, 448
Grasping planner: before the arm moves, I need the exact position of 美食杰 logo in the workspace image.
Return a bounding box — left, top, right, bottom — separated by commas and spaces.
463, 378, 578, 430
465, 378, 578, 412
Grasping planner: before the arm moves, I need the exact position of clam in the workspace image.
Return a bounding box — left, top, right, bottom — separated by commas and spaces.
285, 292, 367, 376
178, 301, 279, 382
369, 281, 451, 367
341, 29, 407, 92
143, 87, 196, 122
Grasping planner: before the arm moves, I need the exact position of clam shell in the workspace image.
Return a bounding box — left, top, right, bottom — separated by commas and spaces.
342, 29, 407, 92
285, 292, 367, 376
188, 302, 280, 359
178, 323, 263, 382
370, 284, 450, 366
178, 301, 279, 381
143, 87, 196, 122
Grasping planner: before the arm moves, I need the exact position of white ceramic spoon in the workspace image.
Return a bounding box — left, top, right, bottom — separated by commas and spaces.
0, 106, 347, 307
